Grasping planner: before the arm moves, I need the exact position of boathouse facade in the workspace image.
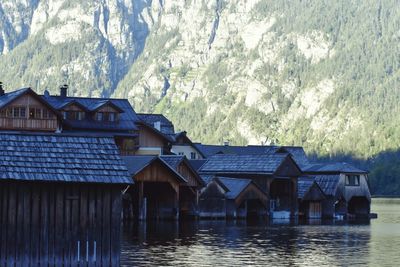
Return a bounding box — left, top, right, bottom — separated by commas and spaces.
0, 133, 132, 266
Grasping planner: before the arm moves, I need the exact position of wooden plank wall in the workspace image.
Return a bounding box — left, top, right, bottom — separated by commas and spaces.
0, 181, 122, 267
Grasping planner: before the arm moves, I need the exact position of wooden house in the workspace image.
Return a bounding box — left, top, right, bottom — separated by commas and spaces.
297, 177, 326, 219
0, 85, 140, 155
198, 175, 268, 219
303, 163, 371, 219
0, 87, 61, 131
137, 113, 205, 158
199, 154, 302, 219
122, 156, 187, 220
0, 132, 132, 266
160, 155, 205, 217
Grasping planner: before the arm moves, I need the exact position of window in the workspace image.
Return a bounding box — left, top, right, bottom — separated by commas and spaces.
109, 112, 116, 122
62, 111, 67, 120
178, 152, 184, 156
42, 109, 53, 119
345, 175, 360, 186
190, 152, 196, 159
0, 109, 6, 117
29, 108, 42, 119
13, 107, 26, 118
95, 112, 104, 121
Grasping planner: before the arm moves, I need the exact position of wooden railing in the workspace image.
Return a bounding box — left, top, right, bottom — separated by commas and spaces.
0, 117, 58, 131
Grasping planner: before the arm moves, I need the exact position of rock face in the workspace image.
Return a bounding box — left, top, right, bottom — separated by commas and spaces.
0, 0, 399, 157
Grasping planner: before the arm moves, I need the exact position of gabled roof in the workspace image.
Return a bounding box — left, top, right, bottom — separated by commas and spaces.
0, 88, 31, 108
0, 88, 62, 118
160, 155, 206, 186
216, 177, 253, 200
193, 144, 310, 168
56, 99, 90, 111
297, 176, 326, 200
314, 175, 341, 196
137, 121, 174, 143
189, 159, 208, 171
0, 132, 132, 184
304, 162, 367, 174
137, 113, 175, 134
122, 155, 187, 183
199, 154, 290, 175
87, 99, 124, 113
44, 95, 139, 131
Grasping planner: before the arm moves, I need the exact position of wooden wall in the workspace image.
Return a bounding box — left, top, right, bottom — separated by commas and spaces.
0, 181, 123, 266
0, 94, 58, 131
138, 126, 166, 148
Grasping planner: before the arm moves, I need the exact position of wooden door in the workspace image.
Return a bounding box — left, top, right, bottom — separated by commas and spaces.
309, 202, 322, 219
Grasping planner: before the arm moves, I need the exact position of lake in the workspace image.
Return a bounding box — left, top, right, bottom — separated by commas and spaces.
121, 198, 400, 266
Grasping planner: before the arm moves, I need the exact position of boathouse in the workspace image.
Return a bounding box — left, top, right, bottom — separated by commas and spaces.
298, 177, 326, 219
199, 154, 302, 219
160, 155, 205, 217
122, 156, 187, 220
304, 163, 371, 219
199, 176, 268, 219
0, 133, 132, 266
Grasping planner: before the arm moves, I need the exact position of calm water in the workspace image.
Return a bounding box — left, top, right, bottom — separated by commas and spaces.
121, 199, 400, 266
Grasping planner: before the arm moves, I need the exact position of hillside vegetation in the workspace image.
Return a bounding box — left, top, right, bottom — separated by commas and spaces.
1, 0, 400, 194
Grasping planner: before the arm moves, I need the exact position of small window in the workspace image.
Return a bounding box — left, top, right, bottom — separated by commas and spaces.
0, 109, 6, 117
13, 107, 26, 118
178, 152, 184, 156
345, 175, 360, 186
42, 109, 53, 119
62, 111, 67, 120
95, 112, 104, 121
190, 152, 196, 159
109, 112, 116, 122
77, 111, 85, 120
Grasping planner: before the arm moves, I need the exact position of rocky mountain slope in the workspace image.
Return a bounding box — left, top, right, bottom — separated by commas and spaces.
1, 0, 400, 179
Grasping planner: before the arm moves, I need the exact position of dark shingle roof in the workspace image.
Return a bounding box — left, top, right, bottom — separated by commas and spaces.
200, 174, 215, 184
0, 88, 31, 108
314, 175, 341, 196
304, 162, 367, 174
122, 156, 187, 183
137, 113, 175, 134
199, 154, 288, 174
44, 96, 139, 131
193, 144, 310, 168
297, 176, 316, 199
0, 133, 132, 184
217, 177, 252, 199
189, 159, 208, 171
159, 155, 185, 170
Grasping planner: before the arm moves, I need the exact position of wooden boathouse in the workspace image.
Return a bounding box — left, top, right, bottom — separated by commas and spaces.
199, 176, 268, 219
0, 133, 132, 266
303, 163, 371, 219
122, 156, 187, 220
199, 154, 302, 219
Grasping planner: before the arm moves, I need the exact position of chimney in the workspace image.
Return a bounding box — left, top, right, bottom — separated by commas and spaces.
60, 84, 68, 97
0, 82, 4, 96
223, 140, 230, 146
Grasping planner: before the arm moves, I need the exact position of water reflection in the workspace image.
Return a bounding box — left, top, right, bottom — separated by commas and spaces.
121, 199, 400, 266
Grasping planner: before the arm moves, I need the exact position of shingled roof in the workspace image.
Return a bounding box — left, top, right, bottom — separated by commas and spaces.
0, 133, 132, 184
0, 88, 31, 108
44, 95, 139, 131
217, 177, 253, 200
314, 175, 341, 196
137, 113, 175, 134
199, 154, 289, 174
304, 162, 367, 174
193, 144, 310, 168
122, 156, 187, 183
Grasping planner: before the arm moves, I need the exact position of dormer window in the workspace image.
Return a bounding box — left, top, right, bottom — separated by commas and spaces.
62, 111, 86, 120
95, 112, 118, 122
96, 112, 104, 121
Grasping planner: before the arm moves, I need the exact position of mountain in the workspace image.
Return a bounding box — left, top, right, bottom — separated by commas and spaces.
1, 0, 400, 194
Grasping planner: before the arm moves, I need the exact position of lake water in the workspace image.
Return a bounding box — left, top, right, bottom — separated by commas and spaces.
121, 198, 400, 266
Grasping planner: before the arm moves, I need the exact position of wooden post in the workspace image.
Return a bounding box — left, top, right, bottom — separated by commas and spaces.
175, 188, 180, 221
138, 182, 146, 221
